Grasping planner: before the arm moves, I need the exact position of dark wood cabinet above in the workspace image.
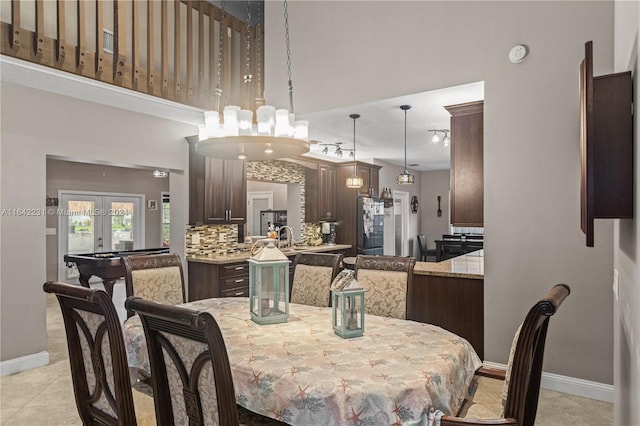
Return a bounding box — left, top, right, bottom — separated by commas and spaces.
188, 140, 247, 225
445, 101, 484, 227
305, 163, 337, 222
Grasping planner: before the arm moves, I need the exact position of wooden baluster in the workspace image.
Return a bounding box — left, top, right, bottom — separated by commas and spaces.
35, 0, 44, 58
186, 1, 194, 100
174, 0, 181, 100
10, 0, 21, 50
132, 0, 140, 89
197, 1, 205, 105
161, 0, 168, 95
113, 0, 126, 85
96, 0, 105, 80
147, 0, 155, 94
56, 0, 66, 66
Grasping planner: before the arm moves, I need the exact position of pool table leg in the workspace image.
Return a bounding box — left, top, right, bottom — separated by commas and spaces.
102, 279, 116, 298
78, 274, 91, 289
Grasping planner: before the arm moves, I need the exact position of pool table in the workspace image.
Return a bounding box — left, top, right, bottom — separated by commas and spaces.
64, 247, 170, 297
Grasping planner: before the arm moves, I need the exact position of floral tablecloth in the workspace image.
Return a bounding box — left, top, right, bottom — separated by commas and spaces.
123, 298, 482, 425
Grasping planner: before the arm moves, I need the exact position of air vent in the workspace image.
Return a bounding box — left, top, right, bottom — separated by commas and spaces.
103, 30, 114, 54
409, 163, 419, 167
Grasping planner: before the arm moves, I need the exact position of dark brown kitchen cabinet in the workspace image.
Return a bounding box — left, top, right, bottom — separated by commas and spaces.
188, 261, 250, 301
352, 163, 379, 197
408, 274, 484, 359
188, 140, 246, 225
445, 101, 483, 227
305, 163, 337, 222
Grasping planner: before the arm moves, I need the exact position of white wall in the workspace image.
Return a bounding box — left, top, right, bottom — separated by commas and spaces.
0, 80, 191, 364
265, 1, 615, 386
613, 1, 639, 424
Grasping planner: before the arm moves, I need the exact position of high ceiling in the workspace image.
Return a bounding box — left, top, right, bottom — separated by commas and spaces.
300, 81, 484, 172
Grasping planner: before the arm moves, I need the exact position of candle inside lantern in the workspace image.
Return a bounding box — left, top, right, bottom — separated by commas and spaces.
261, 298, 271, 316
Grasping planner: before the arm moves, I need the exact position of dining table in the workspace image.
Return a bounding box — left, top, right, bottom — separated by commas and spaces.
123, 297, 482, 426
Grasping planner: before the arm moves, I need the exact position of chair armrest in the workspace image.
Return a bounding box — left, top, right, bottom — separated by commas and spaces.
476, 366, 506, 381
441, 416, 518, 426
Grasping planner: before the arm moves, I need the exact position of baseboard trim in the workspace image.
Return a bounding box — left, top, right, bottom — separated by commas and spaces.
0, 351, 49, 377
482, 361, 613, 403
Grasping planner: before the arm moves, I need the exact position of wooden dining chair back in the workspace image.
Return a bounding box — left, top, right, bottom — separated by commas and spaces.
125, 297, 284, 426
354, 255, 416, 319
464, 235, 484, 252
441, 283, 571, 426
290, 252, 343, 307
123, 253, 185, 317
417, 234, 438, 262
43, 281, 137, 426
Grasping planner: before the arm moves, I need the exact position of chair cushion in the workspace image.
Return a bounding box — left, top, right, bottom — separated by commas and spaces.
290, 264, 333, 307
131, 266, 183, 305
356, 269, 408, 319
502, 323, 522, 415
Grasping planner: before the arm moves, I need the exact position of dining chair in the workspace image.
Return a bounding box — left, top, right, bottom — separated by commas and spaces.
417, 234, 438, 262
354, 255, 416, 319
464, 234, 484, 252
43, 281, 138, 426
290, 252, 343, 307
124, 296, 286, 426
441, 283, 571, 426
122, 252, 185, 318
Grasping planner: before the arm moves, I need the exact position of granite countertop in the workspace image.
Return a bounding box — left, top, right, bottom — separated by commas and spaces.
187, 244, 352, 265
413, 250, 484, 279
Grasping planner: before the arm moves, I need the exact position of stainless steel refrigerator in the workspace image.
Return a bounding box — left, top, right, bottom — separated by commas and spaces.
357, 197, 384, 255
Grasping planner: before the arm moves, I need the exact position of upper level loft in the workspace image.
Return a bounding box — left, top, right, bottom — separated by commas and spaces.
1, 0, 263, 112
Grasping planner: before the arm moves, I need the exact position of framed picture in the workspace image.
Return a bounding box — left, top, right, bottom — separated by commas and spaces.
148, 200, 158, 210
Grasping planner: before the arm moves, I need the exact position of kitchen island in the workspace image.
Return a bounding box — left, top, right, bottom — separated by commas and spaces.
186, 244, 351, 301
409, 250, 484, 358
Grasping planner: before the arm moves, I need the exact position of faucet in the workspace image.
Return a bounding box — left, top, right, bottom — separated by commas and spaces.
279, 226, 295, 249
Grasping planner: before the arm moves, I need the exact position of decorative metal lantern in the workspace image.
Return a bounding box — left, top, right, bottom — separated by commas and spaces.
331, 270, 366, 338
248, 239, 290, 325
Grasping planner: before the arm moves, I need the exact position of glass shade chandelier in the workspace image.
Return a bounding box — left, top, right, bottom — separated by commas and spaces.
396, 105, 415, 185
196, 1, 310, 161
345, 114, 363, 188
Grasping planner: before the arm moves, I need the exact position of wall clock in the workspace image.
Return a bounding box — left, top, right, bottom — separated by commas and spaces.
410, 196, 419, 214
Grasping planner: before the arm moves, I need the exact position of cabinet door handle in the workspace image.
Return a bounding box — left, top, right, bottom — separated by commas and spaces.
234, 266, 245, 270
234, 279, 244, 283
208, 217, 224, 221
234, 292, 244, 296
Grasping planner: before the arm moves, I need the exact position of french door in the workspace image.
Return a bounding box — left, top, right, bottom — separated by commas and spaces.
58, 191, 144, 282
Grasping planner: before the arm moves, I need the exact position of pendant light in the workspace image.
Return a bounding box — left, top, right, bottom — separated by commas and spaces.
396, 105, 415, 185
346, 114, 363, 188
194, 0, 310, 160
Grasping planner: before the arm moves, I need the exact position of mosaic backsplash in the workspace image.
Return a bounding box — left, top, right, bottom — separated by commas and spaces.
186, 224, 244, 257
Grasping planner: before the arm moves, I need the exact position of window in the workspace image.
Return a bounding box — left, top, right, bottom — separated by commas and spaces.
162, 192, 170, 247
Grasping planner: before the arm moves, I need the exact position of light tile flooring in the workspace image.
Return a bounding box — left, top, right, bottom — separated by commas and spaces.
1, 281, 613, 425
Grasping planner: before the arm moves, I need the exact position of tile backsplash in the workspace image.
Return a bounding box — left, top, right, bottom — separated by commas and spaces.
186, 224, 241, 257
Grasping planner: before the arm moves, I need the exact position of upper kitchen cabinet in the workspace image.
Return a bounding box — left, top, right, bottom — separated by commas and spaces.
355, 163, 381, 197
445, 101, 484, 227
189, 141, 247, 225
306, 162, 337, 222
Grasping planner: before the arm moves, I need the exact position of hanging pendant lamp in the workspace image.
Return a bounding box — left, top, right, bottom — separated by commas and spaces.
346, 114, 363, 189
396, 105, 415, 185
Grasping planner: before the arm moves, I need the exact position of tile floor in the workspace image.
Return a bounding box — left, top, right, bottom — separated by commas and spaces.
1, 281, 613, 425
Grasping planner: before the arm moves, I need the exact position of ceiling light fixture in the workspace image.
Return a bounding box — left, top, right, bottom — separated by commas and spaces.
152, 169, 168, 178
429, 129, 450, 146
346, 114, 363, 189
194, 0, 310, 161
396, 105, 415, 185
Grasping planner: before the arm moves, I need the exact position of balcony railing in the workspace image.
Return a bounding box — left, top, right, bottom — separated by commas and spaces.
0, 0, 263, 111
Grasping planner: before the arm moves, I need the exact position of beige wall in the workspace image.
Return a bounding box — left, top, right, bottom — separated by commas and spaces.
613, 1, 639, 424
265, 1, 615, 384
45, 159, 170, 281
0, 81, 190, 363
420, 170, 451, 250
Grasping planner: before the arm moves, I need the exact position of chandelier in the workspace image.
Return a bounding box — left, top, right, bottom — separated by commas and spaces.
345, 114, 363, 188
396, 105, 415, 185
195, 1, 310, 161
